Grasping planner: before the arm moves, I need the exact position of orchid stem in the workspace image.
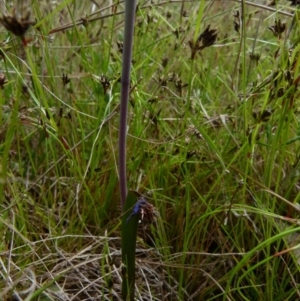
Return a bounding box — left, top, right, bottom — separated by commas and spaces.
119, 0, 137, 210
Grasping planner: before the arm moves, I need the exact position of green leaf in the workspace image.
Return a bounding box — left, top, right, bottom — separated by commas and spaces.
121, 191, 140, 301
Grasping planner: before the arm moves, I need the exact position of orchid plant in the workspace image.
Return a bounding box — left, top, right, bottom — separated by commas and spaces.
119, 1, 156, 300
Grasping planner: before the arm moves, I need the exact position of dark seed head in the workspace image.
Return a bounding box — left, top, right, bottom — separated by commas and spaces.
188, 25, 217, 59
288, 0, 300, 5
268, 19, 286, 38
0, 73, 7, 89
0, 10, 34, 39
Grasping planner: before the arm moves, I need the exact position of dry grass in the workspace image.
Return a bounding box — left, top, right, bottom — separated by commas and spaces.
1, 233, 183, 301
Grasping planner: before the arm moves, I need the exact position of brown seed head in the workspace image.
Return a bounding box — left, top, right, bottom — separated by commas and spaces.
268, 19, 286, 38
250, 53, 261, 63
188, 25, 217, 59
288, 0, 300, 5
99, 75, 110, 94
198, 25, 218, 49
0, 73, 7, 89
116, 41, 123, 53
0, 10, 34, 39
62, 74, 70, 86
